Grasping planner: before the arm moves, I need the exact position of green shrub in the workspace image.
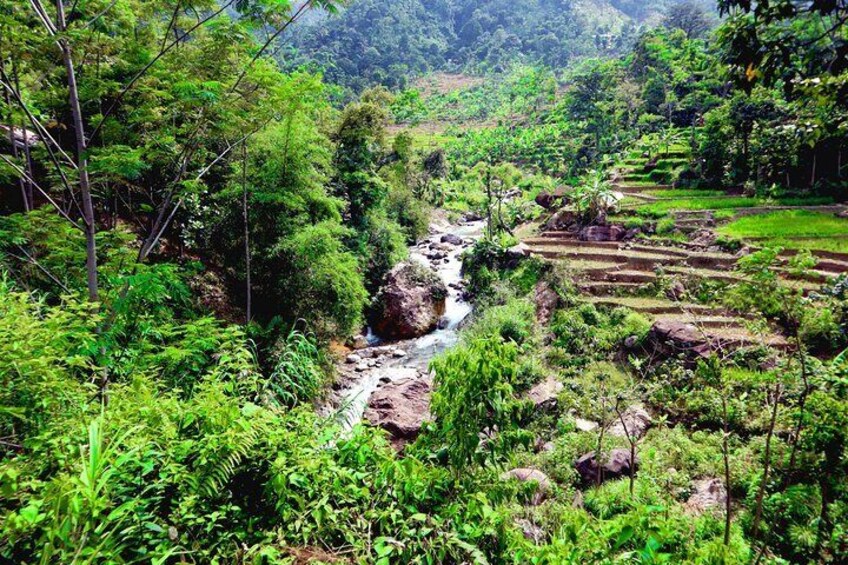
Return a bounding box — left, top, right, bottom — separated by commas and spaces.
466, 298, 537, 347
550, 303, 651, 359
386, 183, 431, 243
264, 329, 327, 407
279, 221, 368, 339
357, 210, 409, 293
656, 217, 677, 234
430, 337, 534, 469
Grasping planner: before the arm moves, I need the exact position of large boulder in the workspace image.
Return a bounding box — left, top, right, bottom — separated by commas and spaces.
647, 320, 711, 361
608, 406, 652, 439
684, 478, 727, 515
533, 281, 560, 325
527, 376, 564, 412
535, 187, 569, 210
369, 262, 448, 340
544, 208, 579, 231
440, 233, 463, 246
364, 375, 432, 448
578, 224, 626, 242
575, 449, 638, 485
501, 468, 552, 505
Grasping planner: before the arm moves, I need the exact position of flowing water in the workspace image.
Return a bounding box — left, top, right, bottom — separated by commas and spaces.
325, 218, 485, 426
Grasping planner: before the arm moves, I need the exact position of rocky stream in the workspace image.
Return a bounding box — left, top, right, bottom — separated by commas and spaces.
322, 216, 485, 446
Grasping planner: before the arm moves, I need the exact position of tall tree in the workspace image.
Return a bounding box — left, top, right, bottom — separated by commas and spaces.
663, 1, 714, 39
0, 0, 341, 301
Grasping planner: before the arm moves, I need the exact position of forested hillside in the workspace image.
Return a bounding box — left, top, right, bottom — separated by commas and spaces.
285, 0, 717, 90
1, 0, 847, 563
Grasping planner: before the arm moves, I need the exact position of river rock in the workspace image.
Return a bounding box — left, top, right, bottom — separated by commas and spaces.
527, 376, 563, 411
441, 233, 463, 246
578, 224, 626, 242
369, 261, 448, 340
349, 334, 369, 350
345, 353, 362, 364
684, 478, 726, 515
575, 449, 637, 484
426, 250, 446, 261
647, 320, 711, 361
364, 375, 432, 448
501, 468, 552, 505
608, 406, 652, 439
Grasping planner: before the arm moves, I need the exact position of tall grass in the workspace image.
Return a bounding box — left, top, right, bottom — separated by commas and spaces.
265, 329, 326, 407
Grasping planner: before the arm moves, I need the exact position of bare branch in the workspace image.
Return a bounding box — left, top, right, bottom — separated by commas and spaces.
0, 71, 79, 173
11, 245, 71, 293
195, 121, 270, 180
0, 153, 82, 230
28, 0, 58, 36
229, 0, 314, 93
161, 1, 183, 53
138, 122, 268, 260
83, 0, 120, 29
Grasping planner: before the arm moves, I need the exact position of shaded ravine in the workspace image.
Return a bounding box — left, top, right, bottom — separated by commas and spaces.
322, 217, 485, 427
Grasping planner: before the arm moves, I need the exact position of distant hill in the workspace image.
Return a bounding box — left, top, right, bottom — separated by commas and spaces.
283, 0, 716, 91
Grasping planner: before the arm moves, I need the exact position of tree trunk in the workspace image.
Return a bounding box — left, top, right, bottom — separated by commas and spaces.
614, 401, 636, 496
810, 151, 817, 188
596, 392, 607, 488
785, 342, 810, 483
1, 59, 30, 212
242, 144, 252, 323
57, 0, 99, 302
485, 168, 493, 239
815, 443, 840, 555
12, 58, 32, 211
722, 395, 732, 546
752, 383, 782, 541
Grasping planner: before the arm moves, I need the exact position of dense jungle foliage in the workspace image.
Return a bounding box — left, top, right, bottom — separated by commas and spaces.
391, 24, 847, 192
1, 0, 847, 563
285, 0, 717, 91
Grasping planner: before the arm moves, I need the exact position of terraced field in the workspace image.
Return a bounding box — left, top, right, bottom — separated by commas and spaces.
522, 231, 848, 349
524, 136, 848, 350
612, 142, 841, 227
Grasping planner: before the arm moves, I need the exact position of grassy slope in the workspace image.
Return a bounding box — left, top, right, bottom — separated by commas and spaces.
632, 196, 836, 215
718, 210, 848, 253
